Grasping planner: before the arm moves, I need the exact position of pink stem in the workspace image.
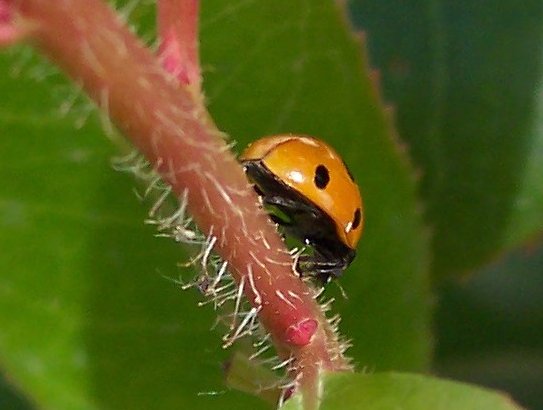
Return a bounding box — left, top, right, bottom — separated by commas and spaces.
13, 0, 352, 405
157, 0, 201, 89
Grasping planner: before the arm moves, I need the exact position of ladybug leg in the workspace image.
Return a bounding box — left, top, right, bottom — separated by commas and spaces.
295, 254, 348, 283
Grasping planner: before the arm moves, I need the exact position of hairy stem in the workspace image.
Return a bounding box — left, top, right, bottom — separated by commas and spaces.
11, 0, 351, 406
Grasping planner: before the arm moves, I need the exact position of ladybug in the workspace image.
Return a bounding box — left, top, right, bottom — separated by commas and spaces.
240, 134, 363, 283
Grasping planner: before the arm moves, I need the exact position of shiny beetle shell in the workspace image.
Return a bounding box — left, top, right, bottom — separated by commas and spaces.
240, 134, 363, 280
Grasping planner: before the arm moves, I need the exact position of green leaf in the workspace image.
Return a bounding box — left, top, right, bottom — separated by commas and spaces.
224, 352, 282, 405
282, 372, 522, 410
202, 0, 431, 372
0, 374, 32, 410
0, 0, 431, 408
349, 0, 543, 275
434, 239, 543, 410
0, 53, 265, 410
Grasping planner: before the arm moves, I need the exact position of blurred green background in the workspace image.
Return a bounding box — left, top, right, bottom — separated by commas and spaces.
0, 0, 542, 409
350, 0, 543, 408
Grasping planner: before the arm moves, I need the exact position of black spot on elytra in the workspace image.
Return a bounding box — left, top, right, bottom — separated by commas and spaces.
352, 208, 361, 230
314, 165, 330, 189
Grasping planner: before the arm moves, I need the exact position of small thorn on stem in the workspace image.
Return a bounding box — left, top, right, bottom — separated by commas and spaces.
157, 0, 201, 89
280, 385, 296, 405
285, 318, 318, 346
0, 1, 30, 46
